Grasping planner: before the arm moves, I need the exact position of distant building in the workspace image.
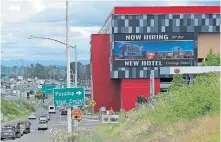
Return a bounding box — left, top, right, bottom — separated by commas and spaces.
119, 43, 143, 58
70, 62, 91, 81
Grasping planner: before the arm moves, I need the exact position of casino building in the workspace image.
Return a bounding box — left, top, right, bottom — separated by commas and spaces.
90, 6, 220, 112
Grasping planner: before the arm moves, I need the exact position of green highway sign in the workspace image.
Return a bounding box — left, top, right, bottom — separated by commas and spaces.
60, 83, 67, 88
42, 84, 56, 94
53, 88, 85, 107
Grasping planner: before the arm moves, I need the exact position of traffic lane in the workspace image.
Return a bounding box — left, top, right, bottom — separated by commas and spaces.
3, 121, 52, 142
3, 106, 56, 142
2, 109, 99, 142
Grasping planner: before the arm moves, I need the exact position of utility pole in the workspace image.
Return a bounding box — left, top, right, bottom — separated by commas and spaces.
66, 0, 72, 132
74, 46, 77, 87
73, 45, 78, 129
150, 70, 155, 99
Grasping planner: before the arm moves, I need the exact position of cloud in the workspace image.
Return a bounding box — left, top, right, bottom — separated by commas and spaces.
1, 0, 220, 64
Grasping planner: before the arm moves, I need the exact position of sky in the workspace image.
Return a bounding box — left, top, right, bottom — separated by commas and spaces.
1, 0, 220, 65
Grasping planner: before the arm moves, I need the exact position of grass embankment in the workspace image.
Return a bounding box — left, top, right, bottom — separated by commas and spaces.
0, 99, 36, 121
76, 73, 220, 142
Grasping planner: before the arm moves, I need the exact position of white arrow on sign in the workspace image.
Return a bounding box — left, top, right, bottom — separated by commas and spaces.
76, 91, 82, 95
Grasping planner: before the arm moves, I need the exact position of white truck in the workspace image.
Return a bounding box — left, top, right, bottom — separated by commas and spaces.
48, 105, 56, 114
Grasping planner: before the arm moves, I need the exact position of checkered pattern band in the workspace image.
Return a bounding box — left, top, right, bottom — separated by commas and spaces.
112, 14, 220, 33
99, 13, 220, 79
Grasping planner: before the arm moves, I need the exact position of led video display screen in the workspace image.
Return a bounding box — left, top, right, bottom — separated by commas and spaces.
112, 33, 195, 67
114, 41, 194, 60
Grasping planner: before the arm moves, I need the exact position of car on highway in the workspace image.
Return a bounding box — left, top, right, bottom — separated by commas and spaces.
59, 107, 65, 111
43, 113, 51, 121
1, 126, 16, 140
15, 122, 24, 136
17, 120, 31, 134
28, 113, 37, 119
48, 105, 56, 114
39, 115, 48, 122
15, 123, 24, 137
37, 121, 48, 130
60, 107, 67, 115
4, 124, 22, 138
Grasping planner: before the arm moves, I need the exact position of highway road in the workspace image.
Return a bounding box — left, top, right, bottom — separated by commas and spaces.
1, 97, 53, 142
1, 97, 101, 142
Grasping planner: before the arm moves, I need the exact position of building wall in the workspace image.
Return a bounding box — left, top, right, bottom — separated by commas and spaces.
90, 34, 121, 112
121, 79, 160, 111
198, 33, 220, 58
110, 13, 220, 79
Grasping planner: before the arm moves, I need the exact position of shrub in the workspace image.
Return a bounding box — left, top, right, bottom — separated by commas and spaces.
35, 90, 43, 100
201, 48, 220, 66
51, 73, 220, 141
148, 73, 220, 124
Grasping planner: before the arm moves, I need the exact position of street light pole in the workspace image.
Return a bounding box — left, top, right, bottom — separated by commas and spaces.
74, 45, 77, 87
66, 0, 72, 132
28, 36, 76, 48
70, 69, 75, 87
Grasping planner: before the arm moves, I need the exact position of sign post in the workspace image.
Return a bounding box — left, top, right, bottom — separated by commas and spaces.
150, 70, 155, 98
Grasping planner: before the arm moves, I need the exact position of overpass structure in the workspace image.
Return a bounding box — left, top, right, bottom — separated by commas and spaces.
160, 66, 220, 75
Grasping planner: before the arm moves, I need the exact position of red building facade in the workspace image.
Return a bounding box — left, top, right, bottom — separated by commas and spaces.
91, 6, 220, 112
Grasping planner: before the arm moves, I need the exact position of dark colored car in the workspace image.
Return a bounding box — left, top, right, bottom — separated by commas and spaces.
61, 108, 67, 115
5, 124, 22, 138
1, 126, 16, 140
17, 120, 31, 134
14, 123, 23, 137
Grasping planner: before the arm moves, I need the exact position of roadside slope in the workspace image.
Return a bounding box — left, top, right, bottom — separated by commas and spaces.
0, 99, 36, 121
78, 73, 220, 142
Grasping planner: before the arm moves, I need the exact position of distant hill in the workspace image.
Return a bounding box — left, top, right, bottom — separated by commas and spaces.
1, 59, 90, 67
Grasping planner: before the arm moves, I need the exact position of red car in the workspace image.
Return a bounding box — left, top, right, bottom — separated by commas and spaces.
60, 107, 67, 115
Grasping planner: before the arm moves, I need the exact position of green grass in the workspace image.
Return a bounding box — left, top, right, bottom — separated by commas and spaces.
75, 73, 220, 142
0, 99, 36, 121
208, 131, 220, 142
51, 73, 220, 142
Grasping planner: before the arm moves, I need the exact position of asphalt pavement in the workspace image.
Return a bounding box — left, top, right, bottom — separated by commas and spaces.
1, 96, 101, 142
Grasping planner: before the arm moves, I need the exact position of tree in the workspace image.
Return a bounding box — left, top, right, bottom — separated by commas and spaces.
35, 90, 42, 100
201, 49, 220, 66
169, 74, 185, 91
